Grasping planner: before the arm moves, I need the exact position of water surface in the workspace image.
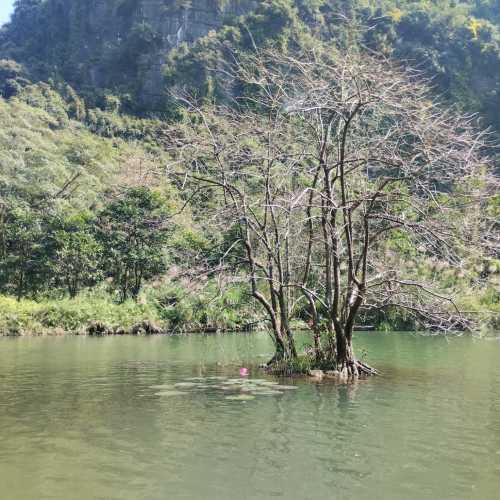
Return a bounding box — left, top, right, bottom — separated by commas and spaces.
1, 332, 499, 500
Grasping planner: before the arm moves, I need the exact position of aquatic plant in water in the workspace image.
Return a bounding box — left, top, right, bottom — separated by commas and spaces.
151, 375, 299, 401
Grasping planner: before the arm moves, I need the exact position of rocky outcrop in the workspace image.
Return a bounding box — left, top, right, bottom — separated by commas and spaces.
13, 0, 255, 107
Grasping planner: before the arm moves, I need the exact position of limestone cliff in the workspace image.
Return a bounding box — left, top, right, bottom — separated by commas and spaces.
1, 0, 255, 107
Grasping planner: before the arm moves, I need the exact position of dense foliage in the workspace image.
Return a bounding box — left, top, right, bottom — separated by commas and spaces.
0, 0, 498, 337
1, 1, 499, 130
1, 187, 167, 299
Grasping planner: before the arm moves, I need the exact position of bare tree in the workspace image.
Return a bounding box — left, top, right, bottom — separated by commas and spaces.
167, 42, 495, 375
168, 100, 306, 361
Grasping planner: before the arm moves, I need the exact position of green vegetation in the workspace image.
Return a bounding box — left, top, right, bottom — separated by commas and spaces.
2, 1, 499, 131
97, 187, 172, 301
0, 78, 260, 334
0, 293, 157, 336
0, 0, 498, 344
0, 281, 258, 336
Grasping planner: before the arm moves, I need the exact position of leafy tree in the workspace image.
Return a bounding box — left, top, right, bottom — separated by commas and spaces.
47, 212, 102, 298
0, 59, 29, 98
97, 187, 171, 302
0, 201, 48, 299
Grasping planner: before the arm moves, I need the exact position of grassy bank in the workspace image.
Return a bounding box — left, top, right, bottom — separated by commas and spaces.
0, 282, 260, 336
1, 283, 498, 337
0, 294, 158, 336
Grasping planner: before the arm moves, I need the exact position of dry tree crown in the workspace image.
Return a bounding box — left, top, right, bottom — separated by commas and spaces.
168, 42, 497, 370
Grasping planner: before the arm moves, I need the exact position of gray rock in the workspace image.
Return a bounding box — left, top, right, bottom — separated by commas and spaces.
308, 369, 324, 379
130, 320, 163, 335
86, 321, 112, 336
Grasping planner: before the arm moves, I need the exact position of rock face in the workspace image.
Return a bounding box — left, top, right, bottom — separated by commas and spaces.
22, 0, 255, 107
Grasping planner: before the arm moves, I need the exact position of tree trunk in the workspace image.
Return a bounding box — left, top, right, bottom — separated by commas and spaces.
336, 328, 358, 376
335, 326, 378, 377
267, 325, 297, 365
16, 271, 24, 301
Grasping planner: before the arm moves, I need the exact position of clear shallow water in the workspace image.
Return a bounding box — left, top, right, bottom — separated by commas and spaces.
0, 332, 499, 500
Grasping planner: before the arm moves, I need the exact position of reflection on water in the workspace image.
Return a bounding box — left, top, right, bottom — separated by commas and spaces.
0, 332, 499, 500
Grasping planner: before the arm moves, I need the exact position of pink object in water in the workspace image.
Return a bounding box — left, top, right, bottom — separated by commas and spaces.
239, 368, 249, 377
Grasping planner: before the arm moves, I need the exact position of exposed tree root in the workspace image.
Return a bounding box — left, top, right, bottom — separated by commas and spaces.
356, 360, 379, 376
338, 359, 379, 377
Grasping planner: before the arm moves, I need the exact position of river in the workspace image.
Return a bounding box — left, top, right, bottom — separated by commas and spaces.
0, 332, 499, 499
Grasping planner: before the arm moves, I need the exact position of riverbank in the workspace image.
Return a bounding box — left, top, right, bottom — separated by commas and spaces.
1, 292, 498, 337
0, 293, 262, 337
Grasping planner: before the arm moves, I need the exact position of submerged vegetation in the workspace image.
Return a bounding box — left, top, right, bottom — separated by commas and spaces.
0, 1, 498, 375
151, 376, 299, 400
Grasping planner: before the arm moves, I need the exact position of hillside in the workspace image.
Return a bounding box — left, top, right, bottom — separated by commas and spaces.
0, 0, 498, 336
1, 1, 499, 128
0, 0, 256, 111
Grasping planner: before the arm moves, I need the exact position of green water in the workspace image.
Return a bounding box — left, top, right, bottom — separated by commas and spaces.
1, 332, 499, 500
